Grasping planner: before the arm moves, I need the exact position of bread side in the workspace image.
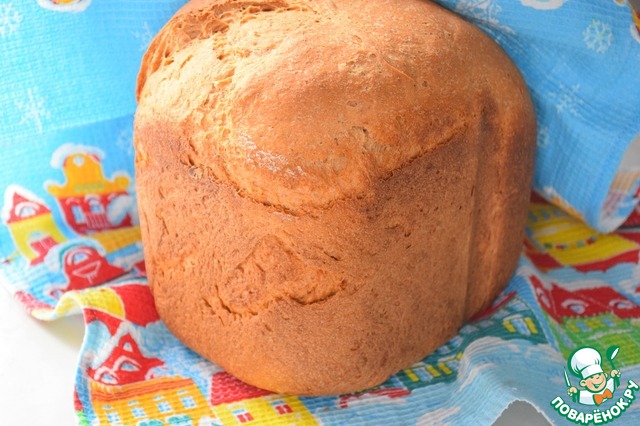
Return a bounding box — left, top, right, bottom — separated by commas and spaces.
135, 0, 535, 395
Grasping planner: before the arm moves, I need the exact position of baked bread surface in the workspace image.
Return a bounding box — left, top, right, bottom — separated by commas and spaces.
135, 0, 536, 395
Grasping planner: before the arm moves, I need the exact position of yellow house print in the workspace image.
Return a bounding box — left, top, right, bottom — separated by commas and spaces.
526, 200, 638, 270
209, 372, 317, 425
90, 376, 219, 426
46, 144, 140, 253
46, 148, 131, 200
1, 185, 66, 265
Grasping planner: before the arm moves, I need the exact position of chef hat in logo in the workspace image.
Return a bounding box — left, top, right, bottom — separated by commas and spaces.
570, 347, 604, 380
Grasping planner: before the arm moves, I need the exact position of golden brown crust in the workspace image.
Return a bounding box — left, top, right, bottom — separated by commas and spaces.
135, 0, 536, 395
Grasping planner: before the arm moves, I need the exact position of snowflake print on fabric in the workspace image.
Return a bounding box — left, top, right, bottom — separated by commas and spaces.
456, 0, 502, 24
537, 126, 549, 149
0, 3, 21, 39
133, 22, 154, 52
16, 88, 51, 133
454, 0, 515, 36
548, 84, 584, 116
116, 127, 134, 158
583, 19, 613, 53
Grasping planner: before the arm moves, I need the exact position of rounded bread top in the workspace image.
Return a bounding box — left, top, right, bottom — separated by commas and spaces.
136, 0, 532, 214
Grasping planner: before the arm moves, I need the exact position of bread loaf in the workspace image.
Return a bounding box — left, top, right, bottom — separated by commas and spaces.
134, 0, 535, 395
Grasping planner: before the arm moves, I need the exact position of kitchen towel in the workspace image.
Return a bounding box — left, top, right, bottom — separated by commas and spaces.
1, 0, 640, 425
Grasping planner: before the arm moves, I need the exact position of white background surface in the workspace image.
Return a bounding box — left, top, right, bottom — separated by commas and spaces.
0, 288, 82, 425
6, 138, 639, 425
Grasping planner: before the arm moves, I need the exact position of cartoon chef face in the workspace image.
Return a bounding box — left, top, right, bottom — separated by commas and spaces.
570, 347, 608, 393
580, 372, 608, 393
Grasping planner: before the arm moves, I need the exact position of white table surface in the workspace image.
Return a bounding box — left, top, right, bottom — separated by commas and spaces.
0, 287, 83, 425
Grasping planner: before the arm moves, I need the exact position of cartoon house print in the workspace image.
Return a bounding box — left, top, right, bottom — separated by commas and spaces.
531, 275, 640, 366
82, 283, 161, 336
46, 144, 134, 235
88, 332, 217, 425
1, 185, 66, 265
90, 376, 217, 426
61, 243, 125, 292
43, 241, 128, 299
525, 194, 640, 273
209, 372, 317, 424
88, 333, 163, 385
